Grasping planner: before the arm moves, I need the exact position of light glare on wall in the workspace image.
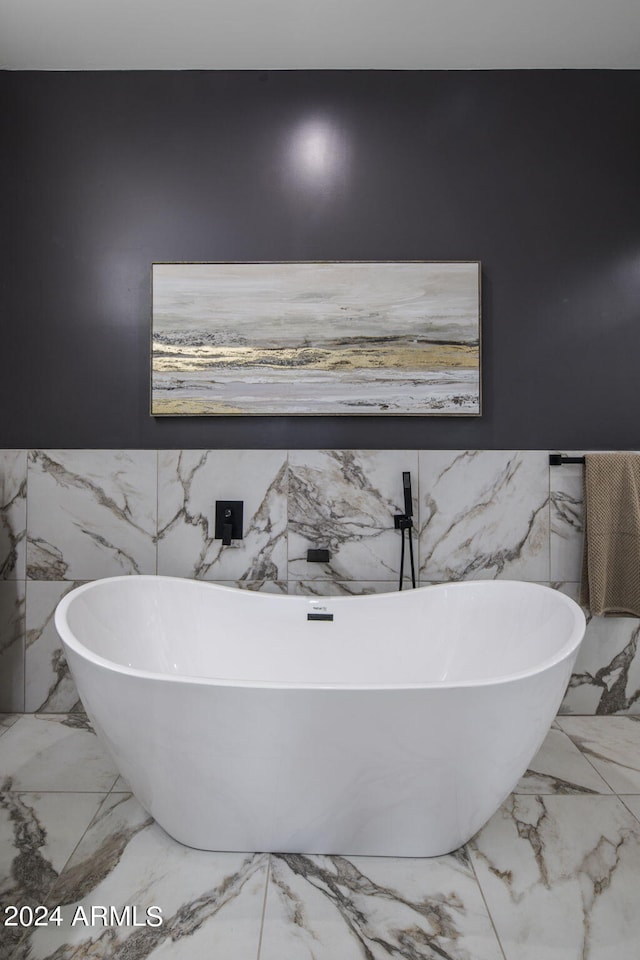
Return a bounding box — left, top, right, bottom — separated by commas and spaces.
296, 122, 331, 174
289, 118, 344, 187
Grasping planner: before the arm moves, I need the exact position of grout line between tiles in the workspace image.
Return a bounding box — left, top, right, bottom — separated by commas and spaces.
582, 762, 622, 797
255, 853, 272, 960
44, 774, 128, 893
619, 796, 640, 825
51, 791, 114, 876
554, 719, 635, 795
466, 842, 509, 960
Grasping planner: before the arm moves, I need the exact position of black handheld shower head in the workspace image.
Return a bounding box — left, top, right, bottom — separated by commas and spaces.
403, 471, 413, 518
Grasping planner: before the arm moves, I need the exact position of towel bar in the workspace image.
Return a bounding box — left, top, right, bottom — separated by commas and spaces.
549, 454, 586, 466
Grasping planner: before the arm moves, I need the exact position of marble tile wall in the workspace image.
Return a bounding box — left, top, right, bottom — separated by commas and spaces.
0, 448, 638, 715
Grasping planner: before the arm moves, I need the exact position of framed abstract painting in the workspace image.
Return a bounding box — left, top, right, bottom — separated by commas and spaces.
151, 261, 481, 416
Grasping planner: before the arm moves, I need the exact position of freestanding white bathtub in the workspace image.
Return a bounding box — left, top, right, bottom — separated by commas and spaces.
55, 576, 585, 857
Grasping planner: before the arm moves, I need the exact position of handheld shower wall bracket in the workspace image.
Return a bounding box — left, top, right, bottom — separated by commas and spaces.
394, 471, 414, 529
394, 471, 416, 590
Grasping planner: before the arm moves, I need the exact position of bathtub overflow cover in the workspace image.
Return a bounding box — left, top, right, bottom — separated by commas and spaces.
308, 603, 333, 622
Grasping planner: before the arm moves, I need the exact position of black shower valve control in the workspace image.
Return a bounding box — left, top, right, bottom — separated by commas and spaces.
214, 500, 244, 546
394, 513, 413, 530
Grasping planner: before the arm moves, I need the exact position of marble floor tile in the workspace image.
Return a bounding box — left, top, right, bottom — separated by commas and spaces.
110, 776, 131, 792
0, 714, 119, 792
470, 794, 640, 960
4, 713, 640, 959
0, 788, 105, 960
0, 712, 19, 735
556, 716, 640, 793
620, 796, 640, 822
14, 792, 269, 960
0, 790, 103, 895
514, 727, 612, 794
260, 850, 504, 960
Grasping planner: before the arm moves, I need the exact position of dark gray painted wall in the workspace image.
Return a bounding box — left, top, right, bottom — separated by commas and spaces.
1, 70, 639, 449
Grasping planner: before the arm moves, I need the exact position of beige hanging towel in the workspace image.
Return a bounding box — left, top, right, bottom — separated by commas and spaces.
580, 452, 640, 617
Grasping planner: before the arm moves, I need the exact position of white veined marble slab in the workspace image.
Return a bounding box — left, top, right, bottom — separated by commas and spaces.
18, 792, 268, 960
514, 727, 612, 795
0, 789, 105, 960
26, 450, 157, 580
0, 714, 119, 792
25, 580, 85, 712
550, 457, 584, 582
0, 580, 25, 712
260, 850, 504, 960
621, 795, 640, 822
556, 717, 640, 793
556, 591, 640, 715
0, 713, 18, 735
0, 449, 27, 580
470, 794, 640, 960
288, 449, 419, 582
157, 449, 288, 581
418, 450, 550, 581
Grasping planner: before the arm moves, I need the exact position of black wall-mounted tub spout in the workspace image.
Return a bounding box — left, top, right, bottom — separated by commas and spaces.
222, 510, 233, 546
215, 501, 244, 545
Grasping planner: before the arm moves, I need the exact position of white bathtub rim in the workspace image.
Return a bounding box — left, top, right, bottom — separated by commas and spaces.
55, 575, 586, 692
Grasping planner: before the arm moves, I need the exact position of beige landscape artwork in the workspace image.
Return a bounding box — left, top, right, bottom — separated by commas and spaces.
151, 261, 481, 416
